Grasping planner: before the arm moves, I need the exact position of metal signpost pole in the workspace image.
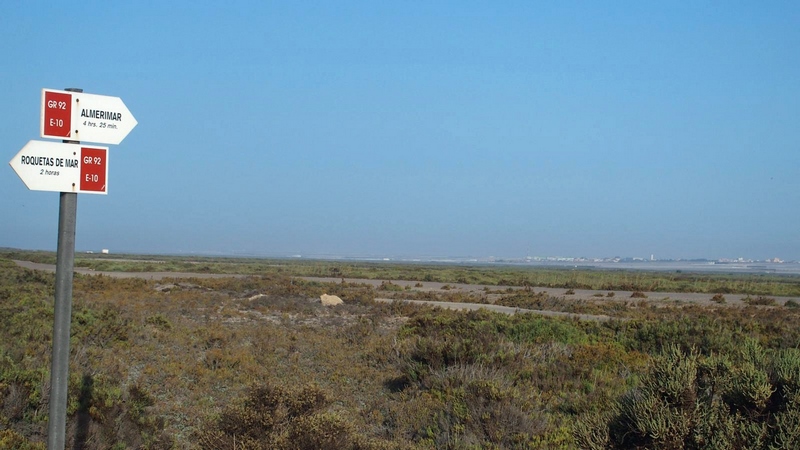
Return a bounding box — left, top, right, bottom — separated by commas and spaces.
12, 85, 133, 447
47, 87, 81, 450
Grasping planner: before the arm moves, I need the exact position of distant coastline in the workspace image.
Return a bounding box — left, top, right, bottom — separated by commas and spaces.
4, 247, 799, 275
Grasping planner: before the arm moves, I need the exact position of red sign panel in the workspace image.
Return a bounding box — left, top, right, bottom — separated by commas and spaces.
43, 91, 72, 138
80, 147, 107, 192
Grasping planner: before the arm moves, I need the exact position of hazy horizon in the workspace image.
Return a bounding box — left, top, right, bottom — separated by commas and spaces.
4, 245, 795, 265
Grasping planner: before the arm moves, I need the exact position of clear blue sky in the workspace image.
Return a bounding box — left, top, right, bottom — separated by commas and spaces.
2, 1, 799, 260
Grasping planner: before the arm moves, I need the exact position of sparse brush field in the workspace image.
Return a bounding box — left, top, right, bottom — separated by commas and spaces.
5, 249, 800, 297
3, 254, 800, 449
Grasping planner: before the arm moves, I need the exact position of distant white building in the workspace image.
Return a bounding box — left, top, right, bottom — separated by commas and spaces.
101, 249, 109, 254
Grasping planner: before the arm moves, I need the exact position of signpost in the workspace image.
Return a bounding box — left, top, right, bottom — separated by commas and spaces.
10, 87, 135, 449
9, 140, 109, 194
41, 88, 138, 145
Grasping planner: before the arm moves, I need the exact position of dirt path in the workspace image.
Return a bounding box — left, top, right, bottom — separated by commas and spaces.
373, 297, 616, 321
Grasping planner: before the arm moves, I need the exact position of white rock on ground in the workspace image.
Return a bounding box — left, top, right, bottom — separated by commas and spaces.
320, 294, 344, 306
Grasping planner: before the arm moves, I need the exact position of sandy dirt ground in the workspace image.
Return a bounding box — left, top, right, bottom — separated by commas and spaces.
301, 276, 800, 307
372, 298, 617, 321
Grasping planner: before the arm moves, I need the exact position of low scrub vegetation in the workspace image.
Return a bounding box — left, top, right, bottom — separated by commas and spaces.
5, 249, 800, 297
575, 341, 800, 449
744, 295, 777, 306
2, 255, 800, 448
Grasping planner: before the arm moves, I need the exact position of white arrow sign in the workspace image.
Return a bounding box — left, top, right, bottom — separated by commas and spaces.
41, 89, 137, 145
9, 140, 109, 195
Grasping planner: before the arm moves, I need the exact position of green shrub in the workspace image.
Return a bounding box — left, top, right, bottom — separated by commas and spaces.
288, 412, 356, 450
745, 296, 777, 306
377, 281, 403, 292
197, 382, 381, 449
418, 372, 545, 448
0, 429, 45, 450
575, 340, 800, 449
144, 314, 172, 330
